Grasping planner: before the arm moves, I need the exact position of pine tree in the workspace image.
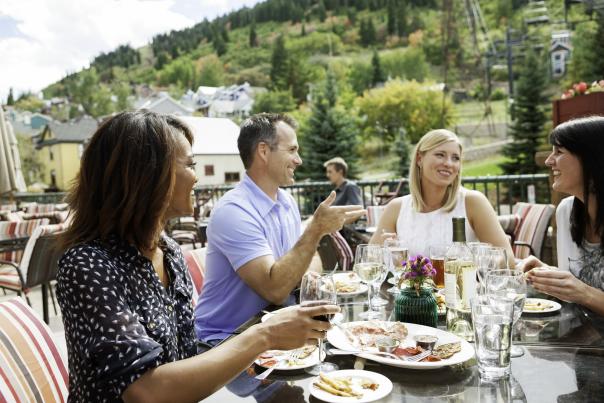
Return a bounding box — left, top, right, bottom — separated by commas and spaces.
7, 88, 14, 105
387, 0, 397, 35
317, 0, 327, 22
299, 70, 359, 180
213, 35, 227, 56
249, 22, 258, 47
392, 127, 411, 177
371, 49, 385, 86
301, 22, 306, 36
593, 14, 604, 79
360, 17, 376, 46
397, 0, 408, 37
500, 51, 548, 175
270, 34, 289, 90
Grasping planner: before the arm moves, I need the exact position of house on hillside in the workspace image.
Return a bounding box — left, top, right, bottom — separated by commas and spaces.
178, 116, 245, 185
181, 86, 218, 115
4, 108, 53, 137
208, 83, 265, 119
550, 31, 571, 78
35, 116, 98, 190
134, 92, 194, 116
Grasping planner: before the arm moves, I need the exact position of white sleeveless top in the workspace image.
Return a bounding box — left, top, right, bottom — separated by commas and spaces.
395, 187, 477, 257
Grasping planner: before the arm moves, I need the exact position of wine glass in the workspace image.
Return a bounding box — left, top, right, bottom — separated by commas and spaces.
384, 239, 408, 295
474, 245, 507, 293
485, 269, 527, 358
353, 244, 386, 320
299, 272, 338, 375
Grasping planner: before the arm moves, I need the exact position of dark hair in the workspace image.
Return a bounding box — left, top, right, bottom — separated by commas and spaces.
60, 110, 193, 251
237, 113, 297, 169
550, 115, 604, 251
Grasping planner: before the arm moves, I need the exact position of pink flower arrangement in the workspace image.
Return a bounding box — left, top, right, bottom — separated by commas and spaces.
561, 80, 604, 99
402, 255, 436, 295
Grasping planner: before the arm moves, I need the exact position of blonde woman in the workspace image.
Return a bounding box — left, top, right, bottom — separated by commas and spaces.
370, 129, 513, 265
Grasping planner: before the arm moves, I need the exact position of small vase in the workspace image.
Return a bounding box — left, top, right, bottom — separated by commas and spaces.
394, 286, 438, 328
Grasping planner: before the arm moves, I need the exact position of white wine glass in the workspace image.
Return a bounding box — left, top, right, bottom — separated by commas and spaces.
485, 269, 527, 358
354, 244, 386, 320
300, 272, 338, 375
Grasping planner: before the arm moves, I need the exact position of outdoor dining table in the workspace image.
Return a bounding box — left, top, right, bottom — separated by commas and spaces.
202, 277, 604, 403
0, 233, 29, 253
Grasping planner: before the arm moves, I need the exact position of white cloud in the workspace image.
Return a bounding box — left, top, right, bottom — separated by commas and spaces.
0, 0, 262, 101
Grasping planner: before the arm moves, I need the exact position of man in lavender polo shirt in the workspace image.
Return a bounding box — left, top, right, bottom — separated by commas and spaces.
195, 113, 365, 342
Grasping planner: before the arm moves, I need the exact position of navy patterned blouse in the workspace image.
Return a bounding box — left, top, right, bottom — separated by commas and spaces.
56, 234, 197, 402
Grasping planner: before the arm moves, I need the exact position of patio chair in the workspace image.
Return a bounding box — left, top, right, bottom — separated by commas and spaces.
24, 203, 69, 214
0, 218, 50, 265
317, 232, 353, 271
0, 298, 69, 402
499, 202, 555, 260
374, 178, 406, 206
183, 247, 207, 306
0, 223, 67, 324
167, 217, 205, 248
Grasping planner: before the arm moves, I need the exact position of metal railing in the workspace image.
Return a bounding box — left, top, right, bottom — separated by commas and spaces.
195, 174, 551, 217
1, 175, 551, 217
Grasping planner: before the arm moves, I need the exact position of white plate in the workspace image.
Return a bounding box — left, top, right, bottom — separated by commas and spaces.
261, 306, 345, 324
365, 227, 377, 234
327, 321, 475, 370
523, 298, 562, 314
332, 273, 369, 296
309, 369, 393, 403
255, 345, 323, 370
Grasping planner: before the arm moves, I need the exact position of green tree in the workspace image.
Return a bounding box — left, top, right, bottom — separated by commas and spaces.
68, 68, 99, 115
7, 88, 14, 105
360, 17, 376, 46
299, 70, 359, 180
159, 58, 198, 89
348, 61, 373, 94
317, 0, 327, 22
371, 49, 385, 86
301, 22, 306, 36
114, 82, 131, 111
213, 35, 227, 56
387, 0, 397, 35
251, 89, 296, 114
397, 0, 408, 37
392, 127, 411, 177
249, 22, 258, 47
198, 55, 225, 87
16, 133, 43, 185
356, 79, 453, 144
500, 51, 548, 174
270, 34, 289, 90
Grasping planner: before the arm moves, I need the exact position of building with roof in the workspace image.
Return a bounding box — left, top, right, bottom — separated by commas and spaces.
35, 116, 98, 190
550, 31, 571, 78
208, 83, 265, 119
134, 92, 194, 116
178, 116, 244, 185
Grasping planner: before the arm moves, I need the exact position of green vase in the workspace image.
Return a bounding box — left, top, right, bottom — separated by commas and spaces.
395, 286, 438, 328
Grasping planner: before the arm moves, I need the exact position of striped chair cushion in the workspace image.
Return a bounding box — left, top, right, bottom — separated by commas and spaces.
0, 298, 68, 402
0, 224, 67, 292
25, 204, 67, 214
367, 205, 386, 227
329, 232, 353, 271
0, 219, 50, 264
183, 247, 207, 306
511, 203, 555, 259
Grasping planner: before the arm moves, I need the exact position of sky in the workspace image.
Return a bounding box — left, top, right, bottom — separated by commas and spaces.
0, 0, 263, 102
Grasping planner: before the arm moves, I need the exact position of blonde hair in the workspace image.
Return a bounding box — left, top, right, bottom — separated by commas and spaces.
323, 157, 348, 176
409, 129, 463, 213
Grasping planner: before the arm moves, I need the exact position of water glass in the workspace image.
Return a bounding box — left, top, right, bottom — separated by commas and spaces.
474, 245, 507, 292
384, 238, 408, 294
485, 269, 527, 358
472, 295, 514, 380
353, 244, 386, 320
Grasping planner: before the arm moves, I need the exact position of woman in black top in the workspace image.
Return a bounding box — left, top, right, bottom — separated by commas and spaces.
56, 110, 338, 403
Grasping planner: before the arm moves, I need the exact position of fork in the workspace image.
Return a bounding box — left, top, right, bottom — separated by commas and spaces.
255, 350, 301, 380
328, 348, 432, 362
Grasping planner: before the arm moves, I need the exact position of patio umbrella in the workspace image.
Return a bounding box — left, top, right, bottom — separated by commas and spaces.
0, 106, 27, 195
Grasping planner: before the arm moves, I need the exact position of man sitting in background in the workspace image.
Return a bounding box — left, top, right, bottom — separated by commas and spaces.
324, 157, 363, 206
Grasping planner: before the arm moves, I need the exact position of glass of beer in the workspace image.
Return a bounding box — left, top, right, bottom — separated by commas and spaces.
429, 245, 448, 288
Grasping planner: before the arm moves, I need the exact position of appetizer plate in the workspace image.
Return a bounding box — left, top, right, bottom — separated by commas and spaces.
309, 370, 393, 403
332, 272, 368, 297
255, 345, 323, 370
523, 298, 562, 314
261, 306, 345, 324
327, 321, 474, 370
